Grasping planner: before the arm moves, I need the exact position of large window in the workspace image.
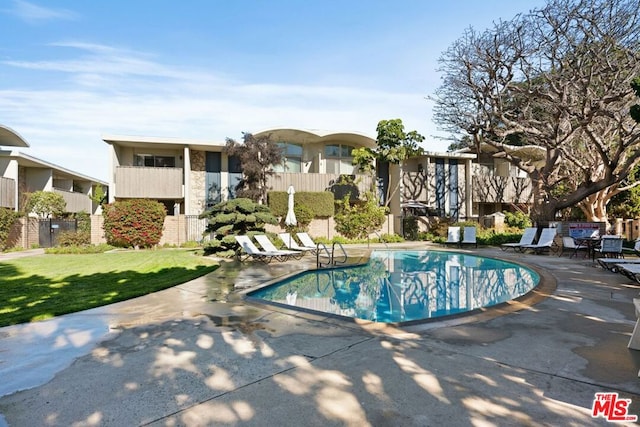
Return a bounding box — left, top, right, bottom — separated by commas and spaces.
325, 144, 355, 174
273, 142, 303, 173
134, 154, 175, 168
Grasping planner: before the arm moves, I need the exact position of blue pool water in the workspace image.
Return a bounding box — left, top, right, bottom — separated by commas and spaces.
248, 250, 540, 324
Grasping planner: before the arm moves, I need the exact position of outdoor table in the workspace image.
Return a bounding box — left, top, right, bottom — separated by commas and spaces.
575, 237, 601, 261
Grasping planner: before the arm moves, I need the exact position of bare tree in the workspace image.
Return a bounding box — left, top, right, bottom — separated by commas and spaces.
433, 0, 640, 222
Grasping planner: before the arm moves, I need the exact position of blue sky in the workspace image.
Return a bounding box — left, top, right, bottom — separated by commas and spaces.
0, 0, 545, 181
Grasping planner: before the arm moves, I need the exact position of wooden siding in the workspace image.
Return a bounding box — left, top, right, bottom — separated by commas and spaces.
472, 175, 532, 204
115, 166, 183, 199
267, 173, 373, 195
0, 177, 15, 208
53, 188, 91, 213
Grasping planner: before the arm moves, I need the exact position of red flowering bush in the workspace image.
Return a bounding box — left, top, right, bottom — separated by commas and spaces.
103, 199, 166, 248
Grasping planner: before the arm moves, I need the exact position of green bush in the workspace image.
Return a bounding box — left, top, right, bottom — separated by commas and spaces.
0, 208, 21, 251
103, 199, 167, 248
56, 230, 91, 247
334, 193, 387, 240
503, 211, 532, 229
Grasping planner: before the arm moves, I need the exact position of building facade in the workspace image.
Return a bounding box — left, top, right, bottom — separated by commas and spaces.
0, 125, 107, 215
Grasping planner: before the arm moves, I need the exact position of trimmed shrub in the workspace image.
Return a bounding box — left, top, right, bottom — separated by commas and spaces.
0, 208, 21, 251
201, 198, 278, 256
268, 191, 334, 218
103, 199, 166, 248
56, 230, 91, 247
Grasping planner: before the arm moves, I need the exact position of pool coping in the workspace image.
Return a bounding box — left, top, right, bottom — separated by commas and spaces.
239, 248, 557, 336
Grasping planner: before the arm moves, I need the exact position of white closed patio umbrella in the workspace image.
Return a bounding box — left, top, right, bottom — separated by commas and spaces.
285, 185, 297, 248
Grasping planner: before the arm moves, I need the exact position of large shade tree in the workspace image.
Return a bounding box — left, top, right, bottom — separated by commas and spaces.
433, 0, 640, 223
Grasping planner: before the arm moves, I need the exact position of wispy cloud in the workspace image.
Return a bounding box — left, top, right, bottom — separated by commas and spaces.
7, 1, 77, 24
0, 42, 443, 181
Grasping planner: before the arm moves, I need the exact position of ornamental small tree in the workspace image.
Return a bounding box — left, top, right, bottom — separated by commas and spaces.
24, 191, 67, 218
103, 199, 166, 249
200, 198, 277, 257
334, 192, 387, 240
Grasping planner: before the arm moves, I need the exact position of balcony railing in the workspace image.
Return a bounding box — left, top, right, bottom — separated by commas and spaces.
53, 188, 92, 213
115, 166, 183, 199
0, 177, 15, 208
267, 172, 373, 196
472, 175, 532, 204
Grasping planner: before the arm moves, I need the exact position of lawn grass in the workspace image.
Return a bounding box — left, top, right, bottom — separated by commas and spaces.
0, 249, 219, 327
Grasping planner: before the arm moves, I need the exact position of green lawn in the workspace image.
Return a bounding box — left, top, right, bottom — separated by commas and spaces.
0, 250, 219, 327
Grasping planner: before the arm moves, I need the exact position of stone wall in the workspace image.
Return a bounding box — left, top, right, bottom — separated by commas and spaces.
190, 150, 206, 214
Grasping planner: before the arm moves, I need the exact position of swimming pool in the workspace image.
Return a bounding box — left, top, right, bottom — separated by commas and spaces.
247, 250, 540, 324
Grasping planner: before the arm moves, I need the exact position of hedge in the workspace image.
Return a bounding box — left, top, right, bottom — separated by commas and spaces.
267, 191, 334, 218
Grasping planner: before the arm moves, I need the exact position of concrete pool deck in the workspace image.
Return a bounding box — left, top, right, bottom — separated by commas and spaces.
1, 244, 640, 426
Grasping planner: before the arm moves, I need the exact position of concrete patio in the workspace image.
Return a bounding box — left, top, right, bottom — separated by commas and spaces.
1, 244, 640, 426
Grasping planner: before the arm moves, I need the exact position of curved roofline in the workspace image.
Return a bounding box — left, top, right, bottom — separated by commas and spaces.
0, 125, 30, 148
253, 127, 377, 148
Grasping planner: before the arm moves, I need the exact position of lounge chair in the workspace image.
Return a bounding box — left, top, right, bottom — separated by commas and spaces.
595, 236, 624, 259
297, 232, 319, 250
461, 226, 477, 248
253, 235, 302, 260
560, 236, 588, 258
521, 228, 557, 254
614, 263, 640, 283
234, 235, 288, 263
444, 226, 461, 247
500, 227, 537, 252
278, 232, 317, 255
597, 258, 640, 272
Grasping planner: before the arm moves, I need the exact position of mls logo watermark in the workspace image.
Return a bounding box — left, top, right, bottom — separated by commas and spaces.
591, 392, 638, 423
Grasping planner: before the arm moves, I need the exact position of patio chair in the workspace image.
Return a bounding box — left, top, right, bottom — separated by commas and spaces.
500, 227, 537, 252
444, 226, 461, 247
622, 240, 640, 257
297, 232, 319, 250
278, 233, 317, 255
253, 235, 302, 260
521, 228, 557, 254
234, 235, 288, 263
594, 236, 624, 259
560, 236, 588, 258
460, 226, 477, 248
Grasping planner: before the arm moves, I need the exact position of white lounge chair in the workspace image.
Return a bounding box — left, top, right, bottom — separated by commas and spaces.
445, 226, 461, 247
278, 233, 317, 255
560, 236, 588, 258
501, 227, 537, 252
296, 232, 318, 250
461, 226, 477, 248
521, 228, 557, 254
234, 235, 287, 263
253, 235, 302, 260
